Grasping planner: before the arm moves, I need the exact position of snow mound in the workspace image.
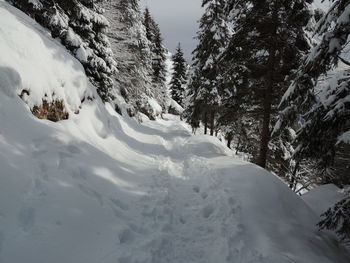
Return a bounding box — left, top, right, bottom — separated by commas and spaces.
0, 2, 349, 263
0, 0, 95, 113
146, 98, 163, 116
302, 184, 345, 216
167, 98, 184, 115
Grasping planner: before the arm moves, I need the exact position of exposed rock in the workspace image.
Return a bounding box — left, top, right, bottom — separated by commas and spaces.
31, 100, 68, 122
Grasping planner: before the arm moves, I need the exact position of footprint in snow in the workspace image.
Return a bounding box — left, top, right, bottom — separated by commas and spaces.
228, 197, 235, 206
71, 167, 88, 181
78, 184, 103, 206
110, 198, 129, 211
39, 162, 48, 173
66, 145, 81, 154
18, 206, 35, 232
33, 178, 47, 197
192, 185, 200, 193
179, 217, 186, 224
202, 205, 215, 219
118, 228, 134, 245
201, 192, 208, 200
0, 232, 4, 253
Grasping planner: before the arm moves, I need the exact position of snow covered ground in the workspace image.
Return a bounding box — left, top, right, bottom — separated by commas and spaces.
302, 184, 345, 218
0, 1, 350, 263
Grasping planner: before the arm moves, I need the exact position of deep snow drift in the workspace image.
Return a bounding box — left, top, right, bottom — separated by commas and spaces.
0, 1, 349, 263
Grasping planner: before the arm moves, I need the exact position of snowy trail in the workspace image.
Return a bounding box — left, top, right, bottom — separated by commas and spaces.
101, 119, 240, 263
88, 117, 215, 262
83, 115, 349, 263
0, 2, 350, 262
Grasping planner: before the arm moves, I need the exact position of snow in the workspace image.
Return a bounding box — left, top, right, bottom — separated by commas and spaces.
0, 1, 94, 113
0, 1, 349, 263
167, 98, 184, 114
27, 0, 42, 9
49, 8, 69, 30
338, 4, 350, 24
165, 51, 174, 86
75, 46, 89, 63
339, 130, 350, 143
145, 97, 163, 117
65, 28, 83, 48
302, 184, 345, 217
313, 0, 332, 12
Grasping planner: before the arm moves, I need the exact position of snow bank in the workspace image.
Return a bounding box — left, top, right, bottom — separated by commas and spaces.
0, 2, 349, 263
147, 98, 163, 116
0, 0, 95, 113
302, 184, 345, 216
339, 130, 350, 144
167, 98, 184, 115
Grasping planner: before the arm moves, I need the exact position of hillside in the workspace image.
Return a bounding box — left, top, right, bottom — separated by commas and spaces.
0, 1, 349, 263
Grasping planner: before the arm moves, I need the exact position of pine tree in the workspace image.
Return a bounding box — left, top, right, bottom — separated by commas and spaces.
152, 27, 168, 109
143, 9, 168, 108
275, 0, 350, 240
222, 0, 311, 168
170, 43, 188, 107
104, 0, 154, 115
103, 2, 167, 117
186, 0, 230, 135
144, 7, 155, 44
151, 23, 167, 86
8, 0, 117, 102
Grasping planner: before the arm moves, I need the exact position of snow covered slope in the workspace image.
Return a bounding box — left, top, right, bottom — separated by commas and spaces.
0, 1, 349, 263
302, 184, 345, 217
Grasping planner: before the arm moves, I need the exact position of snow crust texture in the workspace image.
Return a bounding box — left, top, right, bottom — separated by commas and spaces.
0, 1, 349, 263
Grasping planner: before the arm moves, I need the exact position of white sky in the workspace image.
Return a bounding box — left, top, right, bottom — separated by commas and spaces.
140, 0, 203, 62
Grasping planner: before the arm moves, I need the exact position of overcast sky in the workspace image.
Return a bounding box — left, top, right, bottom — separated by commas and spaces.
139, 0, 333, 62
140, 0, 203, 62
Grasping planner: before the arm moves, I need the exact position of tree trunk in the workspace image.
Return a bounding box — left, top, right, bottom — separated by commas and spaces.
204, 111, 208, 135
289, 162, 299, 190
257, 94, 272, 168
257, 5, 278, 169
210, 110, 215, 136
227, 133, 232, 149
236, 140, 240, 154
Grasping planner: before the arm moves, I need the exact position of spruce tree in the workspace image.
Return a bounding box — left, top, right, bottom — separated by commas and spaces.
186, 0, 230, 135
222, 0, 311, 168
143, 7, 168, 109
8, 0, 117, 102
170, 43, 188, 107
151, 23, 167, 86
104, 0, 155, 116
144, 7, 155, 44
276, 0, 350, 240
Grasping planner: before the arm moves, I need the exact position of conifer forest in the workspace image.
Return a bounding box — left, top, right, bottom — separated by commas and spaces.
0, 0, 349, 262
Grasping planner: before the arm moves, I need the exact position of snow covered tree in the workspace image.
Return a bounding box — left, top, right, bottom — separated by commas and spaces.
103, 1, 152, 108
221, 0, 311, 168
186, 0, 230, 135
8, 0, 117, 102
143, 8, 168, 108
143, 7, 154, 44
103, 1, 168, 118
151, 23, 167, 87
170, 43, 188, 107
276, 0, 350, 240
318, 188, 350, 242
